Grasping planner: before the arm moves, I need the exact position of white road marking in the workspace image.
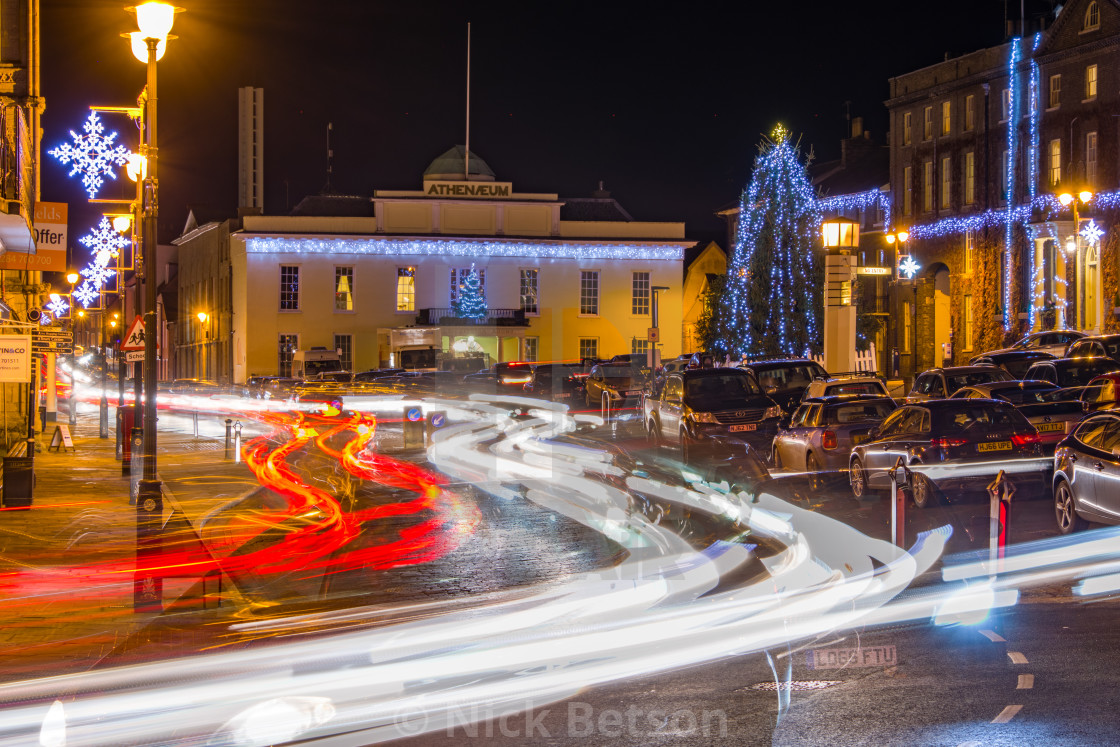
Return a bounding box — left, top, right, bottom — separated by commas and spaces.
979, 629, 1006, 642
991, 704, 1023, 723
1017, 674, 1035, 689
1007, 651, 1028, 664
956, 742, 983, 747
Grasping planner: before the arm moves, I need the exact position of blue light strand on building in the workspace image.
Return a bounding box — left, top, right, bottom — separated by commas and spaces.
244, 237, 684, 262
1003, 37, 1023, 331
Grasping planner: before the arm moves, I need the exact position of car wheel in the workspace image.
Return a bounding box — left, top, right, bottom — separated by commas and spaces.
1054, 479, 1089, 534
850, 457, 869, 499
647, 420, 661, 449
680, 429, 694, 465
807, 454, 823, 491
911, 473, 941, 509
772, 447, 783, 469
585, 389, 594, 409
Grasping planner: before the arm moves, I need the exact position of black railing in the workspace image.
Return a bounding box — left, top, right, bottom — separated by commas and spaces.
417, 308, 529, 327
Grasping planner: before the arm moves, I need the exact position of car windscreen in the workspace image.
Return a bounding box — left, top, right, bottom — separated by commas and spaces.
825, 382, 884, 396
989, 384, 1059, 404
599, 368, 634, 380
945, 370, 1012, 392
825, 401, 895, 424
684, 374, 762, 404
934, 403, 1029, 433
754, 365, 821, 390
1056, 360, 1120, 387
1003, 358, 1046, 379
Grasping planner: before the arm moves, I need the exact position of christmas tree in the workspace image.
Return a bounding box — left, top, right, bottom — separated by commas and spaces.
454, 264, 488, 320
717, 124, 823, 358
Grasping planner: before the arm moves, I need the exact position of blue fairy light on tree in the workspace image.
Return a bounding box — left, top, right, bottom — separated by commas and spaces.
454, 264, 488, 320
716, 124, 823, 358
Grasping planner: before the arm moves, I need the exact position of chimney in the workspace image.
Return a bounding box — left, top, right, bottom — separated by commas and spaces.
851, 117, 864, 139
592, 180, 611, 198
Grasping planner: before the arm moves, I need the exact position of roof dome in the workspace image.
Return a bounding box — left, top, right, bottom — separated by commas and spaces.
423, 145, 496, 181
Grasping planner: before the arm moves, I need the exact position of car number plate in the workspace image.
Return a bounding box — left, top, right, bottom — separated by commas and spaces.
625, 391, 639, 397
557, 393, 570, 398
730, 424, 757, 432
978, 441, 1012, 452
1037, 422, 1064, 433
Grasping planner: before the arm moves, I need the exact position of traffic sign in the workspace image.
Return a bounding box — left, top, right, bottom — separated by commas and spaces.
31, 329, 73, 354
406, 407, 423, 422
125, 350, 145, 363
121, 316, 146, 351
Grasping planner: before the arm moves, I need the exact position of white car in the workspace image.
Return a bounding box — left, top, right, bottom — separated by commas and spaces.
802, 375, 890, 401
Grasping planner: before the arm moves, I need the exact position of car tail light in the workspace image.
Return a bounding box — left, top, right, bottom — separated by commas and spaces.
822, 430, 837, 450
1011, 433, 1041, 447
932, 437, 968, 448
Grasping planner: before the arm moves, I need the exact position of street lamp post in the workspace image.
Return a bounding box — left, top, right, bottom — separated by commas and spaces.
886, 230, 914, 378
197, 311, 209, 380
1059, 190, 1094, 330
821, 217, 860, 374
66, 271, 79, 426
128, 1, 179, 613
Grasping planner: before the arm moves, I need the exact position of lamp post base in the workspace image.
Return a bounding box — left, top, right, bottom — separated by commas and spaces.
99, 395, 108, 439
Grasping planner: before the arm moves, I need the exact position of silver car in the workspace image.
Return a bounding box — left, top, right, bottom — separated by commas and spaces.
989, 329, 1087, 358
1053, 411, 1120, 534
773, 395, 896, 484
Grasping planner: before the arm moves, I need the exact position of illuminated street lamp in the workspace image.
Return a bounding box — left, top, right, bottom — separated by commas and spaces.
1059, 190, 1095, 330
821, 217, 860, 373
127, 0, 181, 612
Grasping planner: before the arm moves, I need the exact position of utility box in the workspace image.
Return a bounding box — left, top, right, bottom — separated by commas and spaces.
118, 405, 138, 462
3, 456, 33, 509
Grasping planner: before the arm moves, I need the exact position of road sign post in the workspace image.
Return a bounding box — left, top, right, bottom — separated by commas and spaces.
888, 457, 910, 548
403, 406, 425, 449
426, 410, 447, 447
987, 470, 1016, 572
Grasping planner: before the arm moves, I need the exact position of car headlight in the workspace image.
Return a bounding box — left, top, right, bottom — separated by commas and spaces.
764, 405, 782, 419
693, 412, 719, 423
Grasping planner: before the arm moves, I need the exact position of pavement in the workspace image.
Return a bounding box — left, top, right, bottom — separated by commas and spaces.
0, 401, 259, 685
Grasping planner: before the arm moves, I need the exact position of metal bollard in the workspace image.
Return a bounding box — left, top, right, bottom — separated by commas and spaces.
888, 457, 910, 548
233, 421, 242, 464
224, 418, 233, 460
987, 470, 1016, 572
193, 409, 199, 438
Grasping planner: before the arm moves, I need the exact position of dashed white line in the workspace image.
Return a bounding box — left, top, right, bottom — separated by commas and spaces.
991, 704, 1023, 723
1017, 674, 1035, 689
979, 629, 1006, 642
1007, 651, 1028, 664
956, 741, 983, 747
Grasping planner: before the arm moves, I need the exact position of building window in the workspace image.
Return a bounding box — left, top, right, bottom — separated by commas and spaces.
1086, 64, 1098, 100
964, 152, 976, 204
579, 337, 598, 360
1049, 138, 1062, 187
519, 268, 539, 314
902, 302, 912, 351
923, 161, 934, 212
396, 267, 416, 312
1001, 89, 1011, 122
941, 101, 951, 136
449, 267, 485, 306
940, 156, 951, 209
965, 230, 975, 274
1001, 149, 1010, 198
1049, 74, 1061, 108
923, 106, 933, 140
334, 266, 353, 311
964, 94, 975, 131
1085, 1, 1100, 31
902, 112, 912, 145
280, 266, 300, 310
632, 271, 650, 315
334, 334, 352, 372
523, 336, 538, 362
1087, 131, 1099, 185
278, 334, 298, 376
903, 166, 913, 216
580, 270, 599, 315
963, 295, 974, 351
632, 338, 649, 355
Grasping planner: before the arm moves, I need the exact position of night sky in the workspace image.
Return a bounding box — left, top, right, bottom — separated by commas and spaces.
41, 0, 1024, 266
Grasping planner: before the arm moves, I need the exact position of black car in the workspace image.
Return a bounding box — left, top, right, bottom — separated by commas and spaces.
524, 363, 585, 403
736, 359, 829, 417
643, 367, 782, 462
968, 350, 1057, 379
1023, 357, 1120, 389
584, 363, 646, 412
1053, 411, 1120, 534
1065, 334, 1120, 365
849, 399, 1043, 507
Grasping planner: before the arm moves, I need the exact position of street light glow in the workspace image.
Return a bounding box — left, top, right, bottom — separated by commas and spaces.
132, 2, 177, 38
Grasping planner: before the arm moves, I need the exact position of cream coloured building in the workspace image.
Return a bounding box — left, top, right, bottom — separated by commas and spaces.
181, 147, 692, 381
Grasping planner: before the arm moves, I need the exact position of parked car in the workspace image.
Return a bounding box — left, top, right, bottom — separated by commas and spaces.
1065, 334, 1120, 364
584, 362, 645, 411
905, 365, 1013, 402
987, 329, 1087, 357
262, 377, 299, 400
310, 370, 353, 384
773, 395, 896, 484
1081, 372, 1120, 413
1023, 357, 1120, 390
968, 350, 1057, 379
849, 399, 1044, 508
168, 378, 223, 396
949, 380, 1084, 453
736, 359, 830, 417
246, 375, 275, 399
1053, 411, 1120, 534
352, 368, 406, 383
524, 363, 585, 403
661, 358, 691, 375
643, 367, 782, 462
802, 374, 890, 401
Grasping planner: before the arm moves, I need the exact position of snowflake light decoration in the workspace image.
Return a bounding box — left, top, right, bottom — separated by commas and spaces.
47, 112, 133, 199
81, 261, 115, 288
899, 255, 921, 279
79, 217, 131, 261
45, 296, 69, 318
1080, 220, 1104, 246
73, 283, 100, 309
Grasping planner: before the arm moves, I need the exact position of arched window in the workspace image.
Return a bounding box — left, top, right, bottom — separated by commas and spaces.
1085, 1, 1100, 31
